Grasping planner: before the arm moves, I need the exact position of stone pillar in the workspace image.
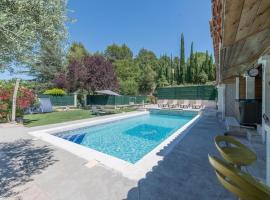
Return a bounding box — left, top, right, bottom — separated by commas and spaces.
235, 77, 239, 100
245, 76, 255, 99
259, 56, 270, 186
217, 84, 225, 120
83, 94, 87, 107
74, 93, 78, 107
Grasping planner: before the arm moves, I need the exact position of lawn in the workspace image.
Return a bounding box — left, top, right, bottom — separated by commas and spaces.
24, 109, 94, 127
23, 107, 137, 127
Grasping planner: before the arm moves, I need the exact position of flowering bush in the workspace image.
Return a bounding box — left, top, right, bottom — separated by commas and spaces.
43, 88, 66, 96
0, 85, 36, 122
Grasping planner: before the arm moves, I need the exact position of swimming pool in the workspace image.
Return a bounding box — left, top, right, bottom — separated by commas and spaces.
54, 111, 197, 164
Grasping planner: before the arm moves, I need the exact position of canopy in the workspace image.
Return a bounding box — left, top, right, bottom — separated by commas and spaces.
96, 90, 120, 96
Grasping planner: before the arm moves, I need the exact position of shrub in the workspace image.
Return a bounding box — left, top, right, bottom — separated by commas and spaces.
43, 88, 66, 96
197, 71, 208, 84
146, 95, 156, 104
0, 85, 36, 122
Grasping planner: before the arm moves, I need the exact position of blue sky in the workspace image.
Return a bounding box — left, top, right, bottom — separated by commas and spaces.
0, 0, 213, 80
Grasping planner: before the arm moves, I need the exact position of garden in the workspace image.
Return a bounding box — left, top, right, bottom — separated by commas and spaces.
0, 1, 216, 127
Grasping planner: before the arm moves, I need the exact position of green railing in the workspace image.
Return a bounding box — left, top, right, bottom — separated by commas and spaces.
87, 95, 147, 105
156, 85, 217, 100
38, 94, 74, 106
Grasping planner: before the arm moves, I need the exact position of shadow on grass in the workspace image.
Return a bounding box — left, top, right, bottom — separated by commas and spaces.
0, 139, 58, 198
23, 119, 39, 126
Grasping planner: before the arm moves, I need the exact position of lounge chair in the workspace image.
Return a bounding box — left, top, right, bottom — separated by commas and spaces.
157, 100, 163, 108
180, 100, 189, 108
91, 106, 106, 115
192, 100, 203, 109
169, 100, 178, 108
158, 99, 168, 108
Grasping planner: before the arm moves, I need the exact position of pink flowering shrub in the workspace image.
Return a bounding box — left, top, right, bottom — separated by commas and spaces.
0, 85, 36, 122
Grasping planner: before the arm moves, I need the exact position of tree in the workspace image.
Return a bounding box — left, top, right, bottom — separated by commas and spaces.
57, 55, 119, 93
67, 42, 89, 62
29, 41, 66, 82
136, 48, 158, 70
0, 0, 68, 121
186, 42, 194, 83
112, 59, 140, 95
158, 55, 171, 84
193, 53, 199, 84
83, 55, 119, 92
113, 59, 140, 82
157, 75, 169, 87
179, 33, 185, 84
197, 71, 208, 84
120, 79, 139, 95
202, 50, 209, 74
208, 55, 215, 81
173, 57, 180, 84
105, 44, 133, 62
138, 66, 156, 95
65, 60, 86, 92
0, 0, 68, 70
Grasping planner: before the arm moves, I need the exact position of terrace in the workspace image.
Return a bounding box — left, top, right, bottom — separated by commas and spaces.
0, 110, 265, 200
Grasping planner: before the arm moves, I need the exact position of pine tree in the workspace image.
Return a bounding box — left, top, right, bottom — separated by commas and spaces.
179, 33, 185, 84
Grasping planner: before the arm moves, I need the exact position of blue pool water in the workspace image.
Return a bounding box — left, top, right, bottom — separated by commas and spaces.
55, 112, 197, 163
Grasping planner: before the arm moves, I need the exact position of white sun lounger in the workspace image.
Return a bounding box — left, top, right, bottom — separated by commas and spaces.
169, 100, 178, 108
192, 100, 203, 109
180, 100, 189, 108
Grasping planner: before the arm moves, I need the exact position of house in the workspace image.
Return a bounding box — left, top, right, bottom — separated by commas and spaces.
210, 0, 270, 185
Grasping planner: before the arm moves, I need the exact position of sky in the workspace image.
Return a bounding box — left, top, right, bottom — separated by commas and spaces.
0, 0, 213, 80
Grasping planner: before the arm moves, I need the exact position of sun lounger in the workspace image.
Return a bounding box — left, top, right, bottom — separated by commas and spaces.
180, 100, 189, 108
91, 106, 107, 115
158, 99, 168, 108
192, 100, 203, 109
169, 100, 178, 108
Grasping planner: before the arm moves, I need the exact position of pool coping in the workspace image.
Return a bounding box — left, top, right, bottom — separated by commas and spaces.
28, 110, 202, 180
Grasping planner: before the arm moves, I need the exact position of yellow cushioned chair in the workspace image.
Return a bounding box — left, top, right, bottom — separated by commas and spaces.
208, 154, 270, 200
215, 135, 257, 168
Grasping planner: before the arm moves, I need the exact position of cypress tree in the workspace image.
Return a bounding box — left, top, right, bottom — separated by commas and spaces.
170, 54, 173, 85
194, 52, 199, 84
208, 55, 214, 81
203, 50, 209, 74
179, 33, 185, 84
187, 42, 194, 83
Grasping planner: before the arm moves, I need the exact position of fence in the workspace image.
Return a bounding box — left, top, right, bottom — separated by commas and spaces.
38, 94, 75, 106
87, 95, 147, 105
156, 85, 217, 100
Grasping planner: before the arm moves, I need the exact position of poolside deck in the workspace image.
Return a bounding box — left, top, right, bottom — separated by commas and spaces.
0, 111, 266, 200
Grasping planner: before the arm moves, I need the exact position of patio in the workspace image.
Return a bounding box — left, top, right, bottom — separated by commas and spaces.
0, 111, 265, 200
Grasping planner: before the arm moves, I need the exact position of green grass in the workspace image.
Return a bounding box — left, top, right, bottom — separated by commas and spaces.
23, 107, 137, 127
24, 109, 94, 127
